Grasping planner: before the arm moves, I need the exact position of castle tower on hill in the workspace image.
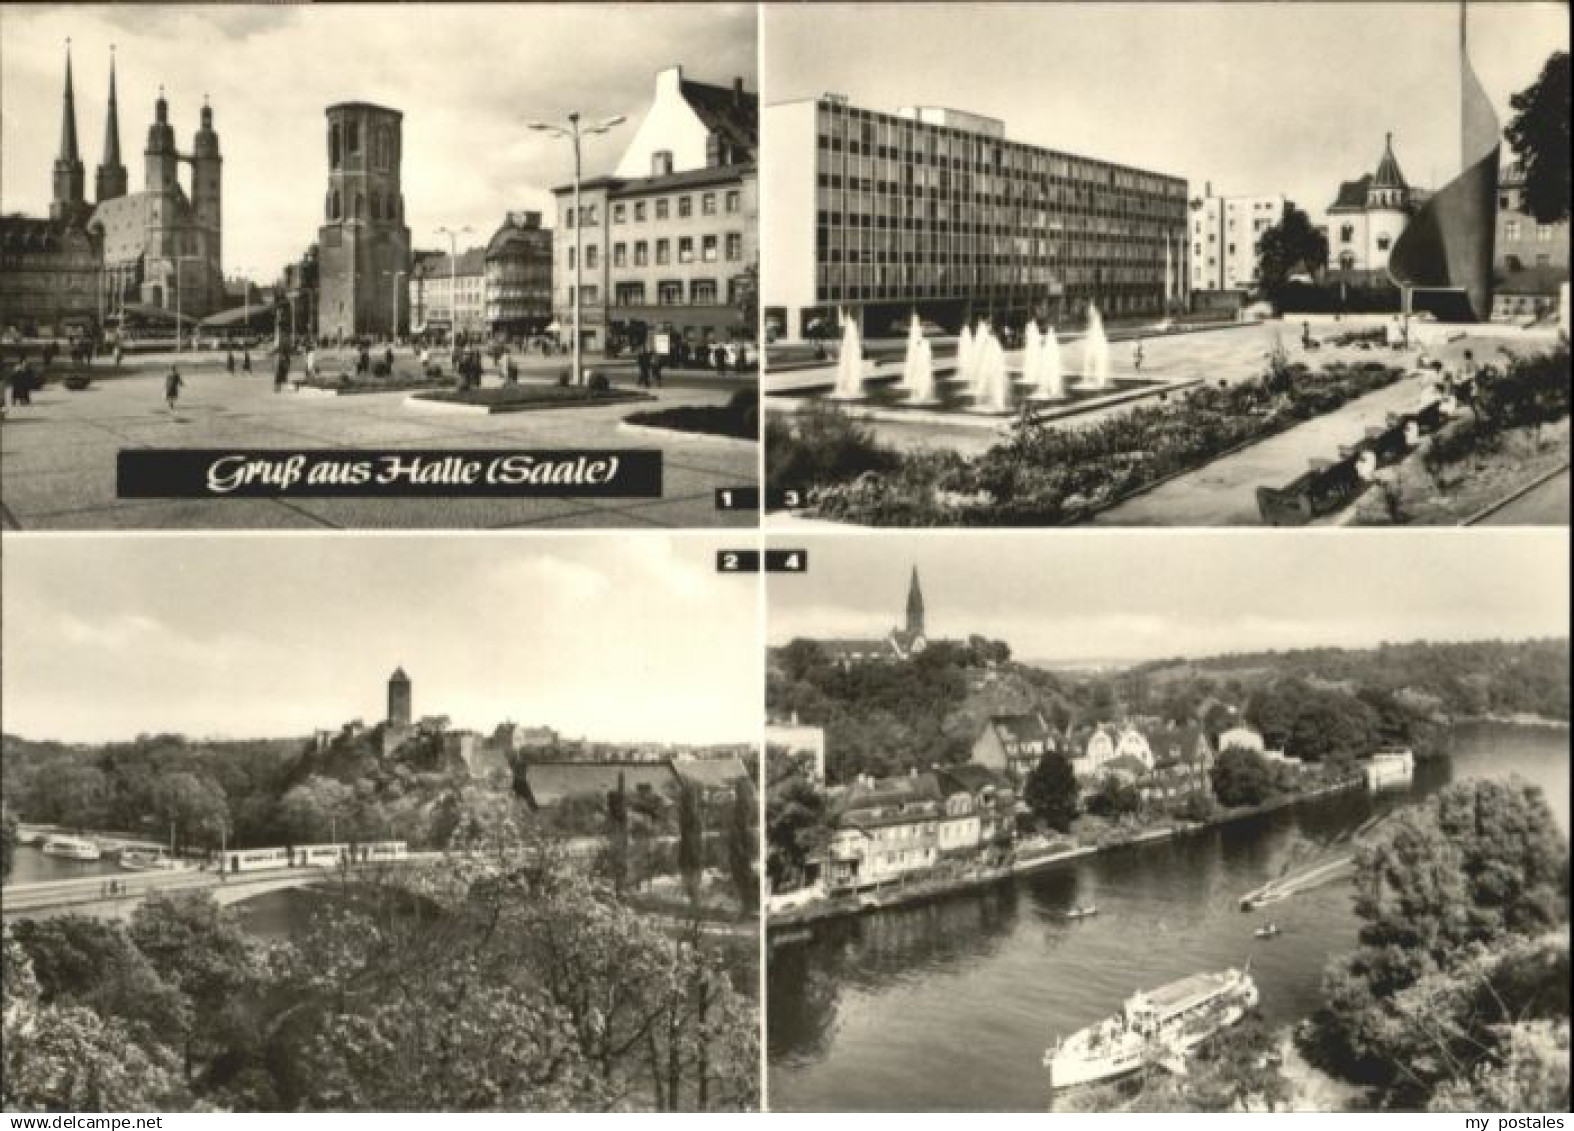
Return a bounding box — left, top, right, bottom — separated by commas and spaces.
387, 666, 412, 727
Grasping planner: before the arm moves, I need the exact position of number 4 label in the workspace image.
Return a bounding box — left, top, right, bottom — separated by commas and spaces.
765, 550, 808, 573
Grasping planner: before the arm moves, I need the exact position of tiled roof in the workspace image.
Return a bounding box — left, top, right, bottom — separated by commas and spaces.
1372, 135, 1408, 191
936, 763, 1009, 796
841, 771, 942, 812
1328, 175, 1372, 212
680, 77, 758, 156
417, 247, 487, 279
518, 760, 678, 807
985, 712, 1051, 745
559, 162, 754, 198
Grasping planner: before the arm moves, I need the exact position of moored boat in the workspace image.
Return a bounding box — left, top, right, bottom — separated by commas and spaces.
1044, 967, 1259, 1089
40, 835, 102, 861
1064, 904, 1099, 920
1253, 922, 1282, 939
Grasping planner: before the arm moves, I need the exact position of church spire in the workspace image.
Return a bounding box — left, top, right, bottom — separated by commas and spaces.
95, 46, 128, 203
905, 566, 925, 637
58, 40, 79, 163
51, 39, 86, 222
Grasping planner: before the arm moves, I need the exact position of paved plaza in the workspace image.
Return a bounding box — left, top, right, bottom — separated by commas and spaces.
0, 355, 759, 529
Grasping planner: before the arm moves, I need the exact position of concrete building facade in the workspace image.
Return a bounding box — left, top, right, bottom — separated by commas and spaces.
1188, 187, 1287, 294
763, 95, 1188, 340
1494, 162, 1569, 320
484, 210, 553, 337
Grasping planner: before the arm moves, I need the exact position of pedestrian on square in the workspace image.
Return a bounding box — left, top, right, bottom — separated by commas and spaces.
226, 349, 235, 375
274, 350, 290, 393
650, 351, 664, 390
636, 349, 652, 389
164, 365, 183, 411
114, 342, 124, 368
384, 345, 394, 373
504, 352, 518, 385
306, 347, 317, 379
8, 363, 32, 407
1133, 340, 1145, 372
242, 348, 252, 374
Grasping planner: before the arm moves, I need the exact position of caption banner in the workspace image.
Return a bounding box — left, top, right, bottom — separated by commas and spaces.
117, 449, 663, 499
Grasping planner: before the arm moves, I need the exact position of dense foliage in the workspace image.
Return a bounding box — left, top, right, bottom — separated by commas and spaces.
781, 358, 1405, 525
1303, 778, 1570, 1110
1022, 751, 1080, 832
1505, 51, 1571, 225
2, 830, 759, 1112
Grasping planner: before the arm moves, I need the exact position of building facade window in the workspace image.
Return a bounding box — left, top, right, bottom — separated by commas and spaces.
725, 233, 743, 261
691, 279, 717, 304
702, 192, 717, 215
613, 203, 625, 224
347, 121, 360, 154
726, 190, 741, 213
613, 243, 626, 267
658, 280, 683, 304
655, 239, 670, 265
634, 201, 647, 222
656, 199, 669, 220
615, 282, 645, 305
584, 245, 599, 269
1537, 224, 1553, 242
702, 234, 718, 262
652, 150, 673, 176
634, 241, 649, 266
678, 196, 693, 218
679, 237, 694, 263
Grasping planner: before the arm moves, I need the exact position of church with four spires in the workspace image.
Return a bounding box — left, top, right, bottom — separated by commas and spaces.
0, 43, 225, 337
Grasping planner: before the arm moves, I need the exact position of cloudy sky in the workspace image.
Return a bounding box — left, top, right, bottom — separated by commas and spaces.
767, 532, 1569, 664
2, 535, 762, 744
1, 3, 756, 283
766, 2, 1568, 218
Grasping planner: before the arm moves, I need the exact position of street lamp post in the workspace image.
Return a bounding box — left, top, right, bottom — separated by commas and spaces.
527, 111, 625, 385
385, 270, 407, 343
435, 226, 473, 347
234, 265, 254, 346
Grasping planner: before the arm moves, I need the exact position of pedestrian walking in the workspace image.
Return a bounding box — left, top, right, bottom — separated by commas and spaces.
504, 352, 518, 385
226, 349, 235, 375
650, 351, 664, 390
636, 349, 652, 389
274, 350, 290, 393
383, 345, 394, 373
242, 348, 252, 374
114, 342, 124, 368
306, 347, 317, 379
1133, 341, 1145, 372
164, 365, 184, 411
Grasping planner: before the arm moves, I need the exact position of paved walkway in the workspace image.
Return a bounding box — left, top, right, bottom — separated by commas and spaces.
0, 364, 757, 529
1475, 467, 1570, 525
1089, 371, 1441, 526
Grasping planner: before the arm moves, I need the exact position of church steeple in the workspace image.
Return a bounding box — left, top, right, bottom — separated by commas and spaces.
95, 47, 128, 203
50, 39, 86, 222
905, 566, 925, 637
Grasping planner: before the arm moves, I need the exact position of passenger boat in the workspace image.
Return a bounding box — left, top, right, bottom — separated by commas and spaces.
119, 849, 186, 873
1253, 922, 1282, 939
41, 835, 102, 861
1064, 904, 1099, 920
1044, 966, 1259, 1089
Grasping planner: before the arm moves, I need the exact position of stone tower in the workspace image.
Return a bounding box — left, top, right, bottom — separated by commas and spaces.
387, 666, 412, 728
94, 49, 127, 203
143, 87, 178, 194
905, 566, 925, 638
317, 102, 412, 340
50, 42, 86, 223
191, 96, 223, 285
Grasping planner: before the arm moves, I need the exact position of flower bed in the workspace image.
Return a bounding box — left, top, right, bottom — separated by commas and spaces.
786, 356, 1408, 526
297, 372, 455, 395
412, 384, 651, 412
624, 389, 758, 440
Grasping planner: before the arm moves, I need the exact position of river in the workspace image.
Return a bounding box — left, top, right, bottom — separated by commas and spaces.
765, 722, 1569, 1112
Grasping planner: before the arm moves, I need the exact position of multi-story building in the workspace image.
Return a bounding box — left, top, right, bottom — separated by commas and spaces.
763, 95, 1189, 340
551, 66, 757, 355
1494, 162, 1569, 321
1322, 133, 1419, 284
822, 772, 942, 893
934, 764, 1015, 862
484, 211, 553, 338
315, 102, 412, 341
1188, 185, 1287, 294
971, 712, 1057, 786
412, 247, 486, 339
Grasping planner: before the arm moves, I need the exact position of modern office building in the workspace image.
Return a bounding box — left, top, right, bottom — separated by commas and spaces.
551, 66, 757, 355
1188, 185, 1287, 294
763, 96, 1189, 340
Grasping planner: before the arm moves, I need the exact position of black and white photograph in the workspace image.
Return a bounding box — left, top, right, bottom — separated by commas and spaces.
761, 2, 1570, 528
765, 531, 1570, 1111
1, 534, 762, 1111
0, 3, 760, 530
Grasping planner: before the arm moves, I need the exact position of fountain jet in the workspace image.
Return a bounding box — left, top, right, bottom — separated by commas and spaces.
1034, 324, 1066, 401
1081, 304, 1111, 390
829, 310, 865, 401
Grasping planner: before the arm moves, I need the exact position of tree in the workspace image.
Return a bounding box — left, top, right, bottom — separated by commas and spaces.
1505, 52, 1570, 224
1084, 776, 1141, 819
765, 777, 829, 889
147, 770, 231, 852
1210, 746, 1277, 807
1256, 205, 1329, 298
0, 805, 16, 882
1305, 779, 1571, 1105
677, 781, 704, 905
1022, 750, 1080, 832
725, 778, 758, 914
275, 775, 354, 845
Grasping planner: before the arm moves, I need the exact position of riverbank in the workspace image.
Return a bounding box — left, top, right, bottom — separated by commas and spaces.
768, 773, 1364, 932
